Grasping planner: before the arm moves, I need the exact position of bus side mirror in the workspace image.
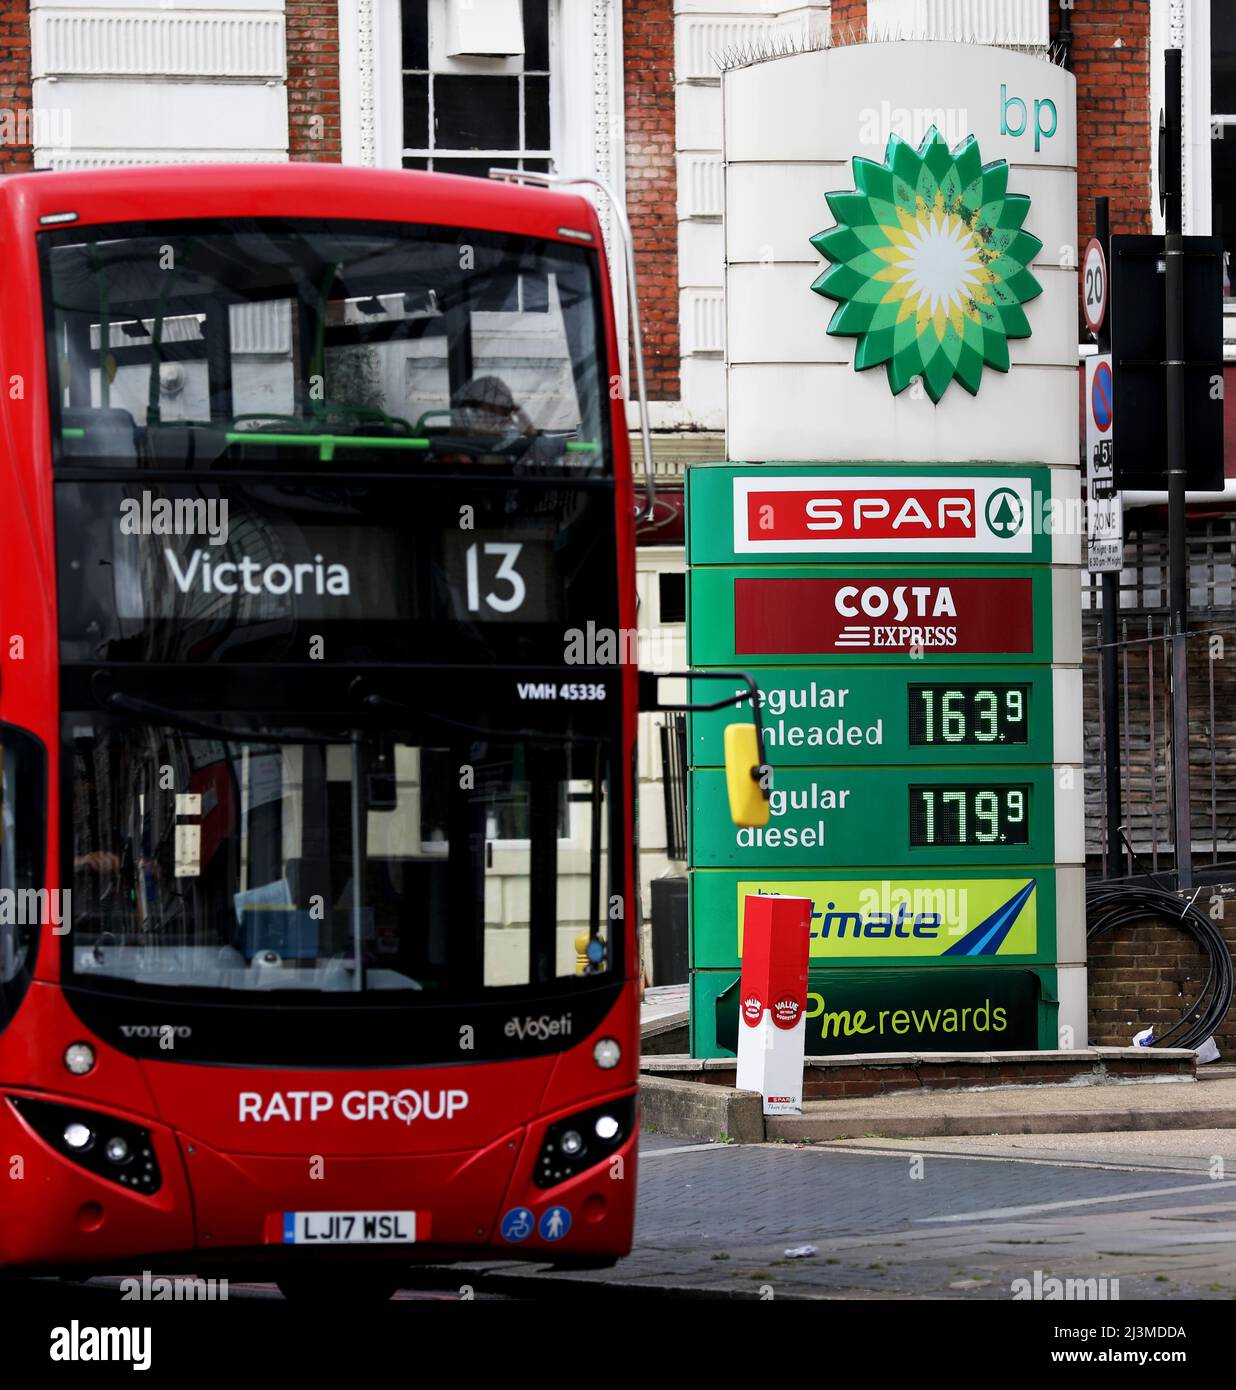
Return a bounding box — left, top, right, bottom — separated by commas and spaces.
724, 723, 770, 828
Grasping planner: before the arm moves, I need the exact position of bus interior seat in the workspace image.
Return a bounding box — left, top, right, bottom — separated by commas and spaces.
145, 422, 231, 467
61, 406, 138, 462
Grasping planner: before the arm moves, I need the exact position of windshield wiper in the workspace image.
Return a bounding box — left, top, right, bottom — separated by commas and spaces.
348, 678, 599, 744
92, 679, 350, 745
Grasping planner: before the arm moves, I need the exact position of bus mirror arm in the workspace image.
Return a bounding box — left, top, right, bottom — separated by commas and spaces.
638, 670, 772, 801
489, 167, 655, 525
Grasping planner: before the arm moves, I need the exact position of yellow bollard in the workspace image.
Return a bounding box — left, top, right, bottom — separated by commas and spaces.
575, 931, 590, 975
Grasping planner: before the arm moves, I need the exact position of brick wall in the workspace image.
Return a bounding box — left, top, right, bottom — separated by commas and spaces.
285, 0, 342, 162
1088, 900, 1236, 1054
624, 0, 679, 400
0, 0, 31, 173
830, 0, 868, 41
1054, 0, 1153, 247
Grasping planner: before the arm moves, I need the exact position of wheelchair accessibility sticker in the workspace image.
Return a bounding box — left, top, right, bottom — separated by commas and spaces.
500, 1207, 534, 1243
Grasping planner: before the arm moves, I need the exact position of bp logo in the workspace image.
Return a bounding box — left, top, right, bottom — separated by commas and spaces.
986, 487, 1024, 538
810, 127, 1044, 403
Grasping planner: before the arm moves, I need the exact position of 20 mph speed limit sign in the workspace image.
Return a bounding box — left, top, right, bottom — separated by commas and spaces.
1082, 238, 1107, 336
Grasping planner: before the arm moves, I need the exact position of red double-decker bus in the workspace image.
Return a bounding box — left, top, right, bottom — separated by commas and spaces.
0, 163, 664, 1298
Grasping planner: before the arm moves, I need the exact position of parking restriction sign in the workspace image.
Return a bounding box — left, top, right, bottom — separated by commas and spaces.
1086, 353, 1122, 573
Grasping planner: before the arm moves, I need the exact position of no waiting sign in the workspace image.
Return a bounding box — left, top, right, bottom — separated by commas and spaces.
1086, 352, 1122, 573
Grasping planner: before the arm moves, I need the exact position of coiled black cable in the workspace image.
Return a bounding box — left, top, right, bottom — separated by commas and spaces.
1086, 884, 1234, 1051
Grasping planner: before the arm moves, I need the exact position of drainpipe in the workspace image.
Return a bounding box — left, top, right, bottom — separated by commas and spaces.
1057, 0, 1075, 70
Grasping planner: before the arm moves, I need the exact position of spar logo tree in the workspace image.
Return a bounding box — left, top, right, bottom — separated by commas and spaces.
986, 487, 1025, 538
810, 128, 1044, 404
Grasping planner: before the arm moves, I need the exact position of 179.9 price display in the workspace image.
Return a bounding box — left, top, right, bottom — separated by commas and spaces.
909, 784, 1030, 847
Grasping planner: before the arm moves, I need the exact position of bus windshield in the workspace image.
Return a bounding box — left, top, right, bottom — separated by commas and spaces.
66, 719, 614, 997
41, 218, 608, 475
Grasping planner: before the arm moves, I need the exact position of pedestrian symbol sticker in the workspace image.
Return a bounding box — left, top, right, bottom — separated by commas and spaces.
1091, 360, 1113, 434
539, 1206, 571, 1241
985, 488, 1025, 539
500, 1207, 534, 1243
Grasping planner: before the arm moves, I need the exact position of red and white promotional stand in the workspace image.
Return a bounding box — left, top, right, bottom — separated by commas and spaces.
734, 895, 813, 1114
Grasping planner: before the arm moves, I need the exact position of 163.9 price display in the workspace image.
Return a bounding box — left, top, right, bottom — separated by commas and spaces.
910, 784, 1030, 847
909, 684, 1029, 746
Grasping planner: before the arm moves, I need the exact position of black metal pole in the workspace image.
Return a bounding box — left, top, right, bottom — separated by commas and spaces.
1165, 48, 1193, 890
1096, 197, 1122, 878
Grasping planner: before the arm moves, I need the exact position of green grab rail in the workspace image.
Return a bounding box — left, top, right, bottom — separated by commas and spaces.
223, 432, 429, 462
60, 427, 601, 462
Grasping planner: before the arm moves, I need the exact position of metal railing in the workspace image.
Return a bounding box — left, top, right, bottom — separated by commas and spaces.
659, 713, 689, 863
1083, 523, 1236, 872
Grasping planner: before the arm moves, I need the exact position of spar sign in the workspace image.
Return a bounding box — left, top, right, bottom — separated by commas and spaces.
733, 475, 1032, 556
686, 466, 1078, 566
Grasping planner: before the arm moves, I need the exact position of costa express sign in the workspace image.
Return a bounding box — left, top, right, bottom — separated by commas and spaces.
713, 967, 1046, 1055
686, 466, 1069, 565
689, 566, 1054, 665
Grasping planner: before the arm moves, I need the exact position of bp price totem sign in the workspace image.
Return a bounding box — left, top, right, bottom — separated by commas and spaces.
687, 40, 1085, 1059
686, 463, 1085, 1058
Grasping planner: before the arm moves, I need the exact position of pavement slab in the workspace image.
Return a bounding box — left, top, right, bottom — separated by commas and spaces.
765, 1076, 1236, 1141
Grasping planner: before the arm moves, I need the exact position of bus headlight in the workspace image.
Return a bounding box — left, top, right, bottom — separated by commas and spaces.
12, 1097, 162, 1195
593, 1038, 621, 1069
105, 1136, 131, 1164
64, 1043, 96, 1075
534, 1095, 635, 1190
63, 1122, 94, 1151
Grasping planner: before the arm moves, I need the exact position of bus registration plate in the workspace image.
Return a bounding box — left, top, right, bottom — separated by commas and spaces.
282, 1211, 416, 1244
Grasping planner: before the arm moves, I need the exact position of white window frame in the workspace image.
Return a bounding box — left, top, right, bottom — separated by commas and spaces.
1154, 0, 1214, 236
398, 0, 558, 174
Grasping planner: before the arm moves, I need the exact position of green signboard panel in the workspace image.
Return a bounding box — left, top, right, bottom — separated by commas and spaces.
687, 464, 1068, 567
690, 965, 1059, 1057
690, 564, 1055, 666
690, 666, 1056, 766
692, 766, 1056, 868
684, 457, 1075, 1058
691, 867, 1058, 969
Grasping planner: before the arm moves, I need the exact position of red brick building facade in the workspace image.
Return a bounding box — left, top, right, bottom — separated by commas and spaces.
0, 0, 31, 174
1054, 0, 1154, 245
623, 0, 679, 400
285, 0, 342, 163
